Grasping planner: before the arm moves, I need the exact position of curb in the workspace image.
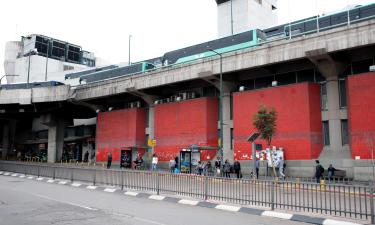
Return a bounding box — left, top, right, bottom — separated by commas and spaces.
0, 171, 365, 225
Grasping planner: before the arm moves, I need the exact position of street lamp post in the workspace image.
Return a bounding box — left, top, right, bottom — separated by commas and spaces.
27, 48, 38, 85
208, 49, 224, 169
128, 35, 132, 66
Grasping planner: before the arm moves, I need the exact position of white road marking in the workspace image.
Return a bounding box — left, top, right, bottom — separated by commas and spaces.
261, 211, 293, 220
4, 172, 10, 176
27, 176, 34, 179
58, 181, 68, 185
215, 204, 240, 212
47, 179, 55, 183
149, 195, 165, 201
124, 191, 138, 196
32, 193, 98, 211
86, 185, 97, 190
178, 199, 199, 206
0, 171, 3, 175
71, 183, 82, 187
323, 219, 363, 225
110, 211, 167, 225
36, 177, 44, 181
104, 188, 116, 193
19, 175, 26, 178
11, 173, 18, 177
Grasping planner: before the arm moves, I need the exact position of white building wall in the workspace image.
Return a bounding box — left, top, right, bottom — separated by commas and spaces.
4, 41, 23, 83
217, 0, 277, 38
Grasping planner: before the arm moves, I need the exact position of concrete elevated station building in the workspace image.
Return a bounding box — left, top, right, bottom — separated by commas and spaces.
0, 1, 375, 180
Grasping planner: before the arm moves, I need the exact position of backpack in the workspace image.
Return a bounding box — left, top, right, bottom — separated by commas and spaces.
319, 165, 325, 174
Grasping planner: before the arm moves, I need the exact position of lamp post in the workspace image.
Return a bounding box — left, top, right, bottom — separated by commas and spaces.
27, 48, 38, 85
128, 35, 132, 66
44, 38, 51, 81
208, 48, 224, 168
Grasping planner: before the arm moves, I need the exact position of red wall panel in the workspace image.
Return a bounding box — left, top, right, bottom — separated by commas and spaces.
96, 108, 146, 162
154, 97, 218, 161
347, 72, 375, 159
233, 83, 322, 160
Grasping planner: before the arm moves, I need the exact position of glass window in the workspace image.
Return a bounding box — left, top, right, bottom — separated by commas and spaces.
323, 121, 330, 146
321, 83, 328, 111
339, 79, 347, 108
341, 120, 349, 145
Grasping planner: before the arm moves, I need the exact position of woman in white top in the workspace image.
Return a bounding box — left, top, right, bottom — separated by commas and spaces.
151, 154, 158, 171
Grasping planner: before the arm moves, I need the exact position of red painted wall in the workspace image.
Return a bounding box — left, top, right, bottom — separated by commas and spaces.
347, 72, 375, 159
154, 97, 218, 161
233, 82, 322, 160
96, 108, 146, 162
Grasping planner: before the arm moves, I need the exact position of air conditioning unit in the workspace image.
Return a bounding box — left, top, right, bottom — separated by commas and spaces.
239, 86, 245, 92
272, 81, 278, 87
370, 65, 375, 72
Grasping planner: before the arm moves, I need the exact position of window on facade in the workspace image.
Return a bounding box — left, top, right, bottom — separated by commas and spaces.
230, 128, 234, 150
341, 120, 349, 145
323, 121, 330, 146
63, 65, 74, 71
320, 83, 328, 111
339, 79, 347, 108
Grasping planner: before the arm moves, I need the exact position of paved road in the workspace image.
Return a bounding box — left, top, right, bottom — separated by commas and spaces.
0, 175, 307, 225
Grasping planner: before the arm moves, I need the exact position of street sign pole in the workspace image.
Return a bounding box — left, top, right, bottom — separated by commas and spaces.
252, 142, 256, 176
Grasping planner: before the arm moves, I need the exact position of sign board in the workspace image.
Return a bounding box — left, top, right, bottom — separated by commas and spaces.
148, 139, 156, 147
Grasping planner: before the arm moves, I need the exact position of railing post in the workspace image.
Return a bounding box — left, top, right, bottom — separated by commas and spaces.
24, 165, 27, 176
204, 176, 208, 200
156, 172, 160, 195
70, 168, 74, 183
271, 180, 275, 211
37, 165, 40, 178
370, 184, 374, 224
121, 170, 124, 190
53, 167, 55, 180
93, 169, 96, 186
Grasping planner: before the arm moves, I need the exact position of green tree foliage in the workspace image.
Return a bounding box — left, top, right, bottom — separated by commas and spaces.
253, 105, 277, 147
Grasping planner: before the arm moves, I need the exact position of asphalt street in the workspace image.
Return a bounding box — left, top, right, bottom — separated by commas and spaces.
0, 175, 308, 225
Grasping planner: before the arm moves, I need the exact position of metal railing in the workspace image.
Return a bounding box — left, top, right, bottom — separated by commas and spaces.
0, 161, 373, 223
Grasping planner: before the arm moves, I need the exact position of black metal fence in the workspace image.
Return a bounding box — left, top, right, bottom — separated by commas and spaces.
0, 161, 373, 223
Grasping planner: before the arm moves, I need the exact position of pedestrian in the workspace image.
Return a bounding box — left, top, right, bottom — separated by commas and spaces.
255, 158, 260, 179
84, 151, 89, 163
197, 161, 204, 175
136, 155, 144, 169
315, 160, 324, 183
17, 151, 22, 161
206, 161, 212, 176
327, 164, 336, 181
233, 160, 241, 178
169, 159, 176, 173
223, 160, 231, 178
215, 157, 221, 177
174, 155, 179, 169
107, 152, 112, 169
151, 154, 158, 171
279, 157, 285, 180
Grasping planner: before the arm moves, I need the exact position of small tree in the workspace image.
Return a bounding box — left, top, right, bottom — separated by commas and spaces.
253, 105, 277, 176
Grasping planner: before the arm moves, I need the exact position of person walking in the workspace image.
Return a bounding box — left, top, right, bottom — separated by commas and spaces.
315, 160, 324, 183
107, 152, 112, 169
255, 158, 260, 179
223, 160, 231, 178
174, 155, 179, 170
197, 161, 204, 175
151, 154, 158, 171
279, 157, 286, 180
327, 164, 336, 181
233, 160, 241, 178
206, 161, 212, 176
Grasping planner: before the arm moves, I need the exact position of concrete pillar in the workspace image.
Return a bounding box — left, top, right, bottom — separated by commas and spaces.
222, 93, 233, 162
47, 118, 65, 163
1, 123, 10, 160
325, 77, 343, 151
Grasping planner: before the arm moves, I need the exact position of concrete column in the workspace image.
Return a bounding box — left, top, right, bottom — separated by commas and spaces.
325, 77, 343, 151
1, 123, 10, 160
222, 93, 233, 162
147, 105, 155, 141
47, 117, 65, 163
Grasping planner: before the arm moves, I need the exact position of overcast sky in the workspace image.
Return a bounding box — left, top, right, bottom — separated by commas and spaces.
0, 0, 373, 76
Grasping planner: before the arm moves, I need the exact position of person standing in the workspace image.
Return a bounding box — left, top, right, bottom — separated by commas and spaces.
279, 157, 286, 180
215, 157, 221, 177
255, 158, 260, 179
107, 152, 112, 169
223, 160, 231, 178
315, 160, 324, 183
174, 155, 179, 169
233, 160, 241, 178
327, 164, 336, 181
151, 154, 158, 171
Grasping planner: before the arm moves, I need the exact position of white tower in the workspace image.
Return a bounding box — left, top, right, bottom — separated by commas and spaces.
216, 0, 278, 38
